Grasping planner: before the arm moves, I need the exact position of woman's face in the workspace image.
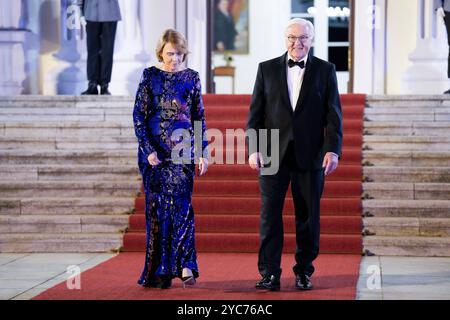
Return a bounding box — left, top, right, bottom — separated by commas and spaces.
161, 42, 184, 71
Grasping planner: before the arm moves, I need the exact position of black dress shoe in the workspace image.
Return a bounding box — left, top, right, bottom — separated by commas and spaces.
81, 82, 98, 95
143, 276, 172, 289
100, 84, 111, 95
158, 277, 172, 289
255, 275, 280, 291
295, 274, 313, 290
444, 89, 450, 94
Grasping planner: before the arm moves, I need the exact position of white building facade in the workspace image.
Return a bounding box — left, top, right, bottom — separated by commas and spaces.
0, 0, 448, 95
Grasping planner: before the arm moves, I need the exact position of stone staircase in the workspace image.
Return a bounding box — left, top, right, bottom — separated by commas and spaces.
0, 96, 141, 252
362, 96, 450, 256
2, 94, 450, 256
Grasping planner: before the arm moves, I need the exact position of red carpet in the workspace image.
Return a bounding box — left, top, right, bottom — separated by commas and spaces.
35, 94, 365, 300
33, 252, 360, 300
123, 94, 365, 254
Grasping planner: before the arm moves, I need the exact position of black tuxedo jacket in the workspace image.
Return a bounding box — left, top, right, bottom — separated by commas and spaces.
246, 53, 343, 170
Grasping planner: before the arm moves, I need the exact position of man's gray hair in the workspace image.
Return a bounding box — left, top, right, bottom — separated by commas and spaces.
285, 18, 315, 39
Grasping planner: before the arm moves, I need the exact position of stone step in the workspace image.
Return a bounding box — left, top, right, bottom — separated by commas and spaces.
363, 151, 450, 166
364, 121, 450, 136
0, 113, 107, 122
0, 165, 140, 181
0, 95, 133, 108
367, 95, 450, 107
0, 197, 135, 215
363, 236, 450, 256
0, 150, 137, 165
1, 122, 134, 137
363, 136, 450, 151
363, 217, 450, 237
364, 166, 450, 183
0, 136, 138, 150
364, 112, 450, 122
0, 233, 123, 252
1, 147, 358, 165
0, 181, 141, 198
0, 108, 134, 123
0, 215, 129, 234
365, 107, 450, 114
0, 107, 133, 116
363, 183, 450, 200
363, 199, 450, 218
4, 121, 450, 139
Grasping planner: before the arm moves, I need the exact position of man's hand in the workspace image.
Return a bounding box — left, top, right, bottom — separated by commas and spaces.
322, 152, 339, 176
147, 152, 161, 166
80, 16, 87, 28
438, 7, 446, 22
198, 157, 209, 176
249, 152, 265, 171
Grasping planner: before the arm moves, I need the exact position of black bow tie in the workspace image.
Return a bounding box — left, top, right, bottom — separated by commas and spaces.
288, 59, 305, 69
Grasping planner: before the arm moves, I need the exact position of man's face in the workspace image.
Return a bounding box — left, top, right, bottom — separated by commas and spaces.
219, 0, 229, 12
285, 24, 313, 61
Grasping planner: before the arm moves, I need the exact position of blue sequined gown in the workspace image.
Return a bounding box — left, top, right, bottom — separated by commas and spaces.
132, 66, 207, 286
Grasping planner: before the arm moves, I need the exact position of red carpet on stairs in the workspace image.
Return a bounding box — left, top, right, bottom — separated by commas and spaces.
123, 94, 365, 255
35, 94, 365, 300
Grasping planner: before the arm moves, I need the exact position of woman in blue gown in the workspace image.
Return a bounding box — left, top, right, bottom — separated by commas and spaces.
132, 29, 208, 289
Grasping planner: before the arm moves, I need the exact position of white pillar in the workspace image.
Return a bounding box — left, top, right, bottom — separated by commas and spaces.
353, 0, 387, 94
0, 0, 22, 28
108, 0, 146, 95
47, 0, 87, 95
0, 0, 29, 95
187, 0, 207, 91
402, 0, 448, 94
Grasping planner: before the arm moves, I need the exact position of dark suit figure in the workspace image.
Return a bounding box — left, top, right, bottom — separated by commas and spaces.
247, 19, 343, 291
78, 0, 122, 95
435, 0, 450, 93
214, 0, 237, 51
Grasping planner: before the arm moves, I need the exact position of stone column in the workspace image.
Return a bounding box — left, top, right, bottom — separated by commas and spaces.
402, 0, 449, 94
49, 0, 87, 95
108, 0, 146, 95
187, 0, 208, 91
0, 0, 29, 95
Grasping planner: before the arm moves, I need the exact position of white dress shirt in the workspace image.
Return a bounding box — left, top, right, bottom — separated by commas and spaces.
287, 54, 308, 111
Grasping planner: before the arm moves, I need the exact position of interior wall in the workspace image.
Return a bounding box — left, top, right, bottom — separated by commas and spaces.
213, 0, 291, 94
386, 0, 418, 94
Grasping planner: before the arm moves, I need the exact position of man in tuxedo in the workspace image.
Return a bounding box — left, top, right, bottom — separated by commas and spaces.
78, 0, 121, 95
435, 0, 450, 93
247, 18, 342, 291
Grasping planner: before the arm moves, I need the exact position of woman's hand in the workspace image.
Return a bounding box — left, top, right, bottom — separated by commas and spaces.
198, 157, 209, 176
147, 152, 161, 166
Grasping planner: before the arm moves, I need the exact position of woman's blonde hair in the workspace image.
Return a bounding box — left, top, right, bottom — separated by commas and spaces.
156, 29, 189, 62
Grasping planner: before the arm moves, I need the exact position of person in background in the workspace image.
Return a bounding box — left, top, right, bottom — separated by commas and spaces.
214, 0, 238, 51
78, 0, 121, 95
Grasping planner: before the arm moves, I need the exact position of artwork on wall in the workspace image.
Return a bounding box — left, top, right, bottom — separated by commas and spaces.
213, 0, 249, 54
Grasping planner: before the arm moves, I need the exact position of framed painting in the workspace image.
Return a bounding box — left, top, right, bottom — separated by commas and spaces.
213, 0, 249, 54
